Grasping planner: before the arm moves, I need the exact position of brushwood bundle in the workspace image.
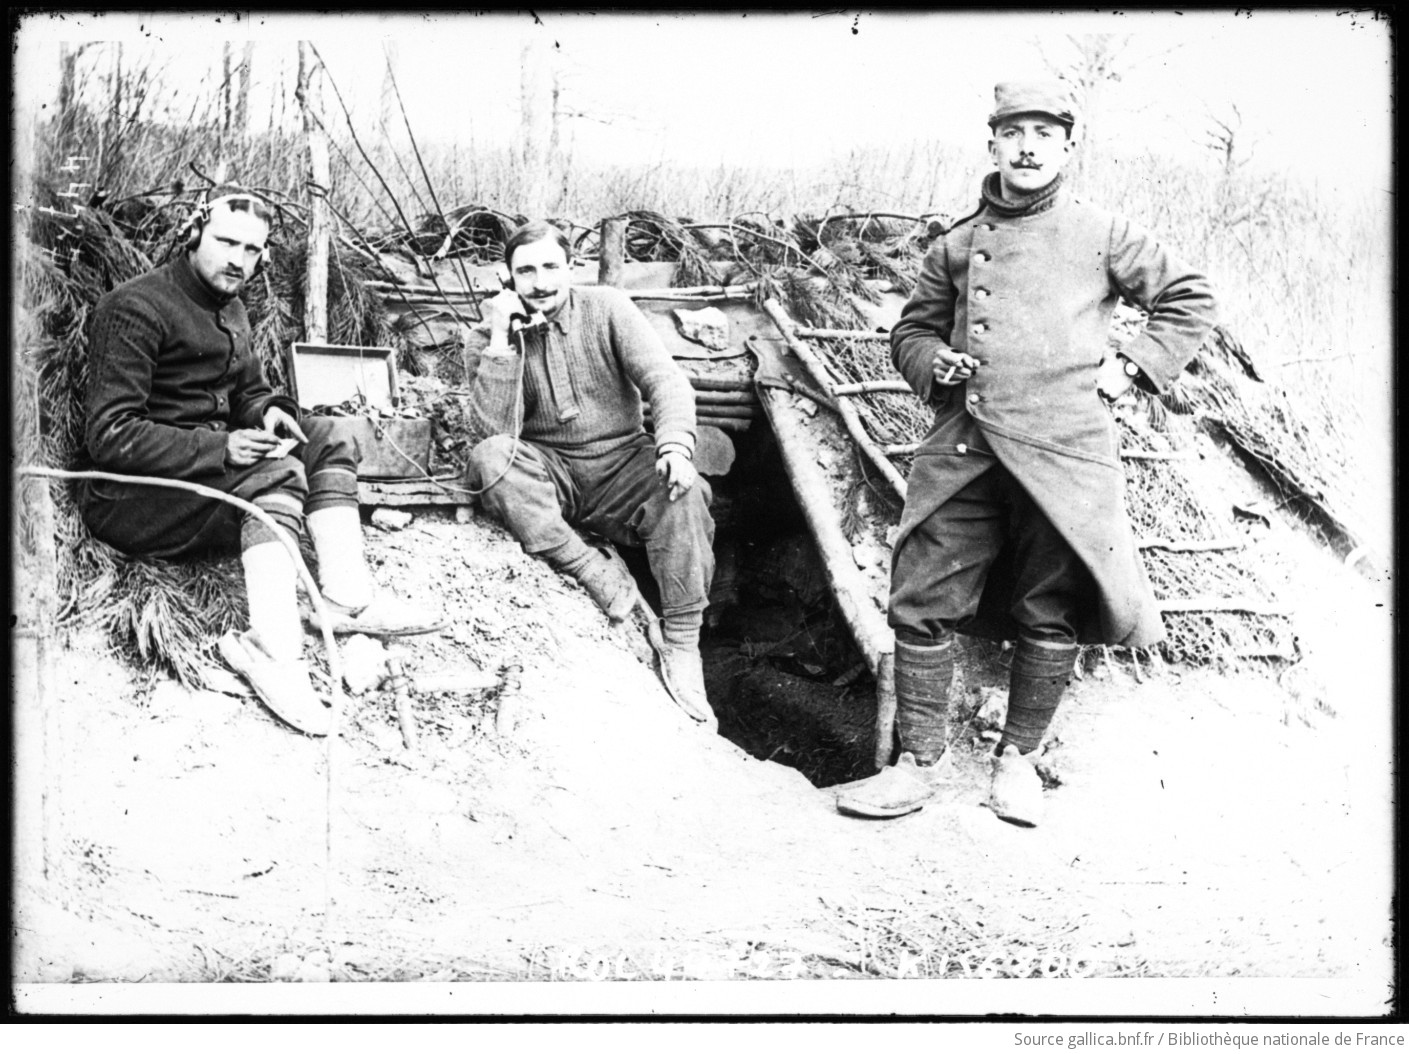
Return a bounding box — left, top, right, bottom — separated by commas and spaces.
800, 315, 1299, 671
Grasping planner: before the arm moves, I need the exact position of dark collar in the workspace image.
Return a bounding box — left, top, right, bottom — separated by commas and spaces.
170, 252, 237, 311
980, 170, 1065, 218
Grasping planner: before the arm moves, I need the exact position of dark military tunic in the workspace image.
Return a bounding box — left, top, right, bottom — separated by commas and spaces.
889, 174, 1217, 647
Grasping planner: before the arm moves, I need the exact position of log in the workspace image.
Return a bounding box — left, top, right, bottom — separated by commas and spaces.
646, 402, 757, 420
598, 216, 627, 288
689, 390, 759, 406
692, 416, 753, 434
762, 298, 909, 501
688, 376, 756, 394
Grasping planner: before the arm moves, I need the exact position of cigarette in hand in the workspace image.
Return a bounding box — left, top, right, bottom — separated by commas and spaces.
942, 364, 958, 384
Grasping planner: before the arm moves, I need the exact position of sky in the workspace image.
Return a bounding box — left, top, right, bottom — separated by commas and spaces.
12, 9, 1394, 191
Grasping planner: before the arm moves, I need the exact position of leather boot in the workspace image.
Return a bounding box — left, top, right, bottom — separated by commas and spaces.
835, 636, 955, 818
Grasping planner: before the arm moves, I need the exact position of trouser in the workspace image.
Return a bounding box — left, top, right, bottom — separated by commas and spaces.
888, 458, 1091, 647
79, 416, 360, 559
468, 432, 715, 619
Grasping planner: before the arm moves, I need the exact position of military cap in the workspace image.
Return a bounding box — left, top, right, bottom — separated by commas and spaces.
987, 79, 1077, 130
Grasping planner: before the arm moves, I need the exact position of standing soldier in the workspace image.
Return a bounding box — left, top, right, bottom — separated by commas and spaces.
837, 81, 1217, 825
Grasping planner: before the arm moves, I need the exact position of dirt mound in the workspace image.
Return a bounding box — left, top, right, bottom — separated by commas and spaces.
11, 501, 1394, 1012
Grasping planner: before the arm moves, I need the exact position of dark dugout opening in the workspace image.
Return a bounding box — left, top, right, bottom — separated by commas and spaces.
619, 418, 881, 788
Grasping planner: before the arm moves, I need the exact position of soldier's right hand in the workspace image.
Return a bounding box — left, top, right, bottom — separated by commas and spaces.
226, 428, 280, 466
932, 349, 980, 385
484, 288, 531, 341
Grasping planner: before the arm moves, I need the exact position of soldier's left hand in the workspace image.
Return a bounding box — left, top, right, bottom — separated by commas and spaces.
656, 451, 698, 502
263, 406, 310, 444
1095, 356, 1138, 405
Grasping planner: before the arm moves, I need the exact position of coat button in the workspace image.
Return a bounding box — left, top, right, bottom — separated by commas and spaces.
974, 289, 989, 300
956, 443, 968, 455
972, 322, 987, 334
967, 392, 980, 403
975, 252, 990, 263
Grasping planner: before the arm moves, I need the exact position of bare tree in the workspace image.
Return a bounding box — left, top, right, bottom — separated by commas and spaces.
379, 40, 399, 137
517, 36, 552, 219
1038, 33, 1132, 183
1204, 102, 1257, 176
57, 42, 95, 138
236, 42, 254, 133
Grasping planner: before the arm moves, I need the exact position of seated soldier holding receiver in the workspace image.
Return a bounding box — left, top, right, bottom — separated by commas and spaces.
80, 186, 442, 736
463, 221, 716, 727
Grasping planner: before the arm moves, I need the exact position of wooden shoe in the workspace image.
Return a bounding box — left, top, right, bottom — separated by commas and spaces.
217, 629, 331, 737
657, 640, 716, 729
835, 753, 943, 818
989, 745, 1044, 827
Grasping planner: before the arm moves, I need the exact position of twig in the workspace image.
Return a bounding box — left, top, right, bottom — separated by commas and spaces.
832, 380, 913, 396
1158, 599, 1292, 616
1137, 538, 1245, 553
795, 327, 890, 342
305, 43, 473, 329
382, 44, 481, 318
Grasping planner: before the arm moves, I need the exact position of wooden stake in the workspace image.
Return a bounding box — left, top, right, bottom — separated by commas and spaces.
297, 42, 331, 344
598, 216, 627, 288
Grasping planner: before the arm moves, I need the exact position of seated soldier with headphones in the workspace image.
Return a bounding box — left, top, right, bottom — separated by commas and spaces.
79, 185, 442, 736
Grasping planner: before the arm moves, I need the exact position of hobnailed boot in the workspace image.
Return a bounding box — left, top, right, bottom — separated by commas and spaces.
305, 507, 446, 636
987, 637, 1077, 827
835, 636, 955, 819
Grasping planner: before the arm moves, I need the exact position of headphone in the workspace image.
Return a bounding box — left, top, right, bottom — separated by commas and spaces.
179, 192, 273, 276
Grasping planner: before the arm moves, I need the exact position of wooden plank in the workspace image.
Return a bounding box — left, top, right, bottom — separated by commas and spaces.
358, 477, 474, 507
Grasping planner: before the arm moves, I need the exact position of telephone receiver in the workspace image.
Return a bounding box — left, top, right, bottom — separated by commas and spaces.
497, 264, 544, 333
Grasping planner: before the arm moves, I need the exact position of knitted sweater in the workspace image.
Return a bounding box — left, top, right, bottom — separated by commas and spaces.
83, 255, 297, 480
467, 285, 696, 460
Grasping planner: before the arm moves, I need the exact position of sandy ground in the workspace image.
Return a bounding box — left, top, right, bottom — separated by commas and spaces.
10, 472, 1395, 1015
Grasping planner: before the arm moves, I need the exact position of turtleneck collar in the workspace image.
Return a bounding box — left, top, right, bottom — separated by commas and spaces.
981, 170, 1066, 218
171, 252, 238, 311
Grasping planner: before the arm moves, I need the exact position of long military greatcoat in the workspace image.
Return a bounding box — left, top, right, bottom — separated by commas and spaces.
890, 176, 1217, 647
